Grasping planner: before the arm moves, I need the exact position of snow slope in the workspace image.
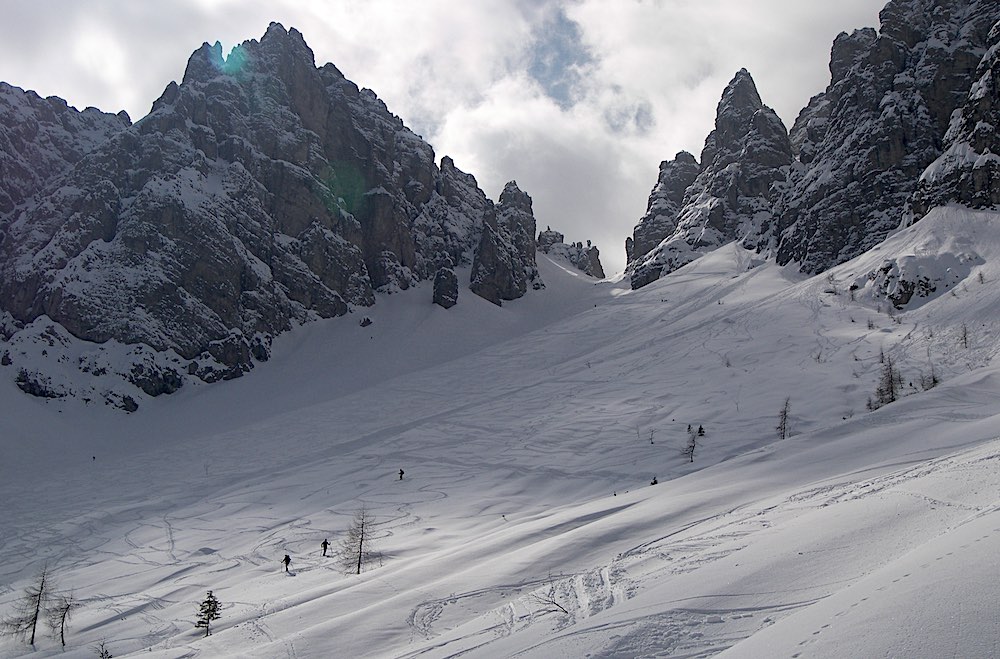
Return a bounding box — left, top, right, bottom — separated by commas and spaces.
1, 206, 999, 657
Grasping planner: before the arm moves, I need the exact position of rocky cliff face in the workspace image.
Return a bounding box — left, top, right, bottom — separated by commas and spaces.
629, 70, 792, 289
0, 24, 540, 405
624, 151, 699, 264
539, 228, 605, 278
470, 181, 543, 305
908, 17, 1000, 220
0, 83, 130, 218
773, 0, 996, 273
626, 0, 996, 288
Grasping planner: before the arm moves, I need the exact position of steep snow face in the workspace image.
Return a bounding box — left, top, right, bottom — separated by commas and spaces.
2, 206, 1000, 658
774, 0, 996, 273
0, 24, 541, 405
908, 17, 1000, 220
629, 70, 791, 289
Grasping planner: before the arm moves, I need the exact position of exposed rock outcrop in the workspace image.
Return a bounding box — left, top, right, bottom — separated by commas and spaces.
539, 228, 605, 278
629, 70, 792, 289
773, 0, 996, 273
432, 267, 458, 308
908, 17, 1000, 220
470, 181, 542, 305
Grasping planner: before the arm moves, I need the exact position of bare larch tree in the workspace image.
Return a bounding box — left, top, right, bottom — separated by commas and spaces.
338, 506, 381, 575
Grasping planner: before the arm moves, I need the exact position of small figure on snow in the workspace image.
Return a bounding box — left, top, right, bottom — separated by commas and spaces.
321, 539, 329, 557
282, 554, 291, 572
697, 425, 705, 436
650, 476, 658, 485
399, 468, 405, 481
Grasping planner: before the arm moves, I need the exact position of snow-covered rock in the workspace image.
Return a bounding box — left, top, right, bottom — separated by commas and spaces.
539, 228, 605, 279
0, 24, 540, 403
470, 181, 542, 305
627, 0, 996, 286
0, 83, 130, 216
629, 69, 791, 289
624, 151, 699, 265
432, 266, 459, 309
908, 17, 1000, 221
774, 0, 996, 273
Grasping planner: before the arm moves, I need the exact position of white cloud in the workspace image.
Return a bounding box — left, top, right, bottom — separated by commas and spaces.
0, 0, 886, 273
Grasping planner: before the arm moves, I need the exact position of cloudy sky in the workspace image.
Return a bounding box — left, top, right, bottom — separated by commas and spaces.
2, 0, 887, 273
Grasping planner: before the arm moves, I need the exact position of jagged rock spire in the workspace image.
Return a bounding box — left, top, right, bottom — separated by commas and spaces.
628, 69, 791, 289
470, 180, 542, 305
625, 151, 699, 265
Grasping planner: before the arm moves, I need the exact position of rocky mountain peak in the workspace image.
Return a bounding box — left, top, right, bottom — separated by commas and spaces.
470, 180, 543, 305
628, 69, 791, 289
624, 151, 699, 265
626, 0, 996, 289
0, 25, 541, 407
829, 28, 878, 82
774, 0, 995, 274
498, 180, 532, 213
715, 70, 763, 136
182, 41, 227, 85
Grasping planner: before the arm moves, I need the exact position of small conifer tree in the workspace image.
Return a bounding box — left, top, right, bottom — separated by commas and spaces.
195, 591, 221, 637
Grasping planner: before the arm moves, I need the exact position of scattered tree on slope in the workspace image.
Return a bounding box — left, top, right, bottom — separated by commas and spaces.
195, 591, 222, 636
339, 506, 382, 575
0, 566, 50, 646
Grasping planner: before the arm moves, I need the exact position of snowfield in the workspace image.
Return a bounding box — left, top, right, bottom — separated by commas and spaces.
2, 206, 999, 657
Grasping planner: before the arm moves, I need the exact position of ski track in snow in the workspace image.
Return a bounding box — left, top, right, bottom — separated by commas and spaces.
3, 212, 1000, 657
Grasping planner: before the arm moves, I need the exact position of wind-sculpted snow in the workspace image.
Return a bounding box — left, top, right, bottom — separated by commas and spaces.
2, 206, 1000, 657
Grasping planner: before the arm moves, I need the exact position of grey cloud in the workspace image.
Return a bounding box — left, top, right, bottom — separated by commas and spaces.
1, 0, 889, 275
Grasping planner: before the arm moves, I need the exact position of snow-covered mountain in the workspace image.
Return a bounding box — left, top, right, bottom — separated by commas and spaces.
627, 0, 997, 288
627, 70, 791, 289
0, 24, 548, 407
3, 2, 1000, 658
0, 83, 130, 217
2, 199, 1000, 657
